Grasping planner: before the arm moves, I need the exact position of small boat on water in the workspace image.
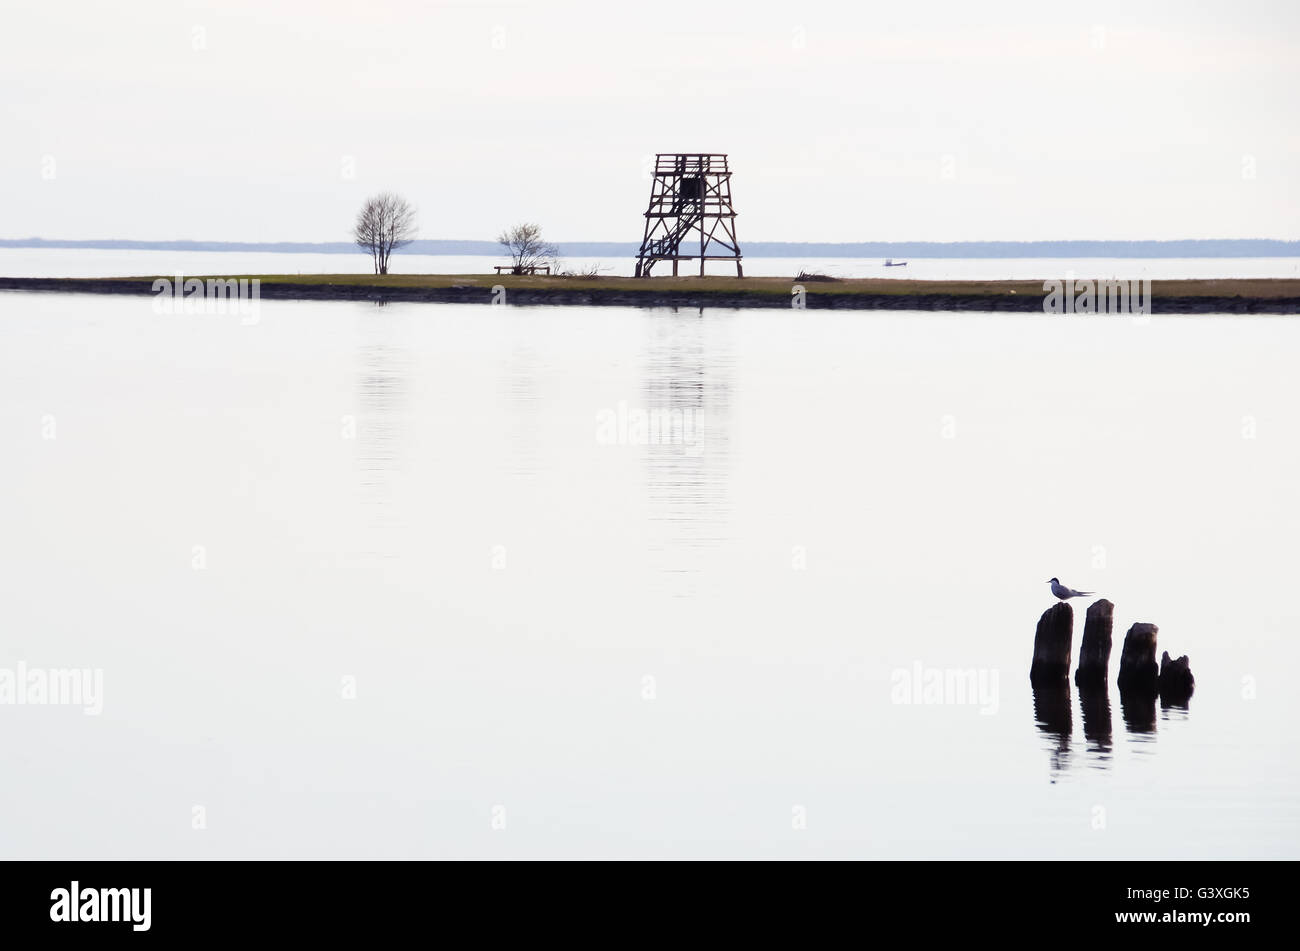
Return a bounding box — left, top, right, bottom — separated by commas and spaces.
884, 259, 908, 267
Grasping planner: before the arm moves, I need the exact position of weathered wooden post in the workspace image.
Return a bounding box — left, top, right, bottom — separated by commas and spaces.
1074, 599, 1114, 687
1159, 651, 1195, 704
1030, 602, 1073, 683
1116, 622, 1159, 693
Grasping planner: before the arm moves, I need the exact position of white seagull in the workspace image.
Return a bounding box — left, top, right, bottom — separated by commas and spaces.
1047, 577, 1094, 601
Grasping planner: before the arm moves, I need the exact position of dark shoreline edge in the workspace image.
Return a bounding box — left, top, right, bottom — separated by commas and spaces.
2, 277, 1298, 313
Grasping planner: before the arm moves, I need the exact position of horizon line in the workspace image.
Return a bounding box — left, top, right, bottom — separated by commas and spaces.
2, 236, 1298, 259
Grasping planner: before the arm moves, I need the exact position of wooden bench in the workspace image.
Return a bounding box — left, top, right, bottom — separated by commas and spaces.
494, 265, 551, 275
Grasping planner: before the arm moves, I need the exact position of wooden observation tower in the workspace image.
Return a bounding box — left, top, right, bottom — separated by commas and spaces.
634, 153, 742, 278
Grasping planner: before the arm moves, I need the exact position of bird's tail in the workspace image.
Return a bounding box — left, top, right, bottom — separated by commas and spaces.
1079, 591, 1094, 597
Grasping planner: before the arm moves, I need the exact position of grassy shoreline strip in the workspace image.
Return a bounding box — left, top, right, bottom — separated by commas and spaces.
1, 275, 1298, 312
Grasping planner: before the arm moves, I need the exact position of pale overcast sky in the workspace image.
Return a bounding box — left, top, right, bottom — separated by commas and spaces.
2, 0, 1296, 243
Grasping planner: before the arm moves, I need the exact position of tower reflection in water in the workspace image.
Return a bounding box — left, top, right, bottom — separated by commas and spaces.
640, 307, 733, 598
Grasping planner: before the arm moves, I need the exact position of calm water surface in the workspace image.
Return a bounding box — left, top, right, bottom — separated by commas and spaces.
0, 291, 1296, 858
2, 247, 1298, 280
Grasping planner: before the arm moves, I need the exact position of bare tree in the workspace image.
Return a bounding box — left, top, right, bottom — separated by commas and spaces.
497, 223, 558, 274
353, 193, 417, 275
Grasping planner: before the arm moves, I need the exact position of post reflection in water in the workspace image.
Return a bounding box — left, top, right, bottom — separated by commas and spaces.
1119, 688, 1159, 737
1160, 696, 1192, 721
1078, 685, 1113, 764
352, 304, 410, 557
641, 307, 733, 597
1033, 677, 1189, 777
1031, 682, 1073, 781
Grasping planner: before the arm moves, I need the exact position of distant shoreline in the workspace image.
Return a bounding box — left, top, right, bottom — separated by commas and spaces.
3, 275, 1299, 313
2, 238, 1299, 259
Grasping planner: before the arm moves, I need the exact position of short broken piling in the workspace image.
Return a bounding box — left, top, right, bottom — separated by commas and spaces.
1159, 651, 1196, 704
1074, 599, 1114, 688
1030, 602, 1073, 684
